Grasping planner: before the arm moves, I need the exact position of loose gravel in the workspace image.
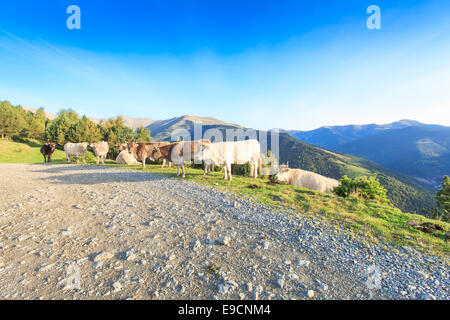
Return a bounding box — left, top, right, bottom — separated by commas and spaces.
0, 164, 448, 300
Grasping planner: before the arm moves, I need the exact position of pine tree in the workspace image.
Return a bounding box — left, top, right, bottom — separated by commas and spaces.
434, 175, 450, 222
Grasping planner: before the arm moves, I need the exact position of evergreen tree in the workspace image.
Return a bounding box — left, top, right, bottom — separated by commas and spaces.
66, 115, 101, 143
45, 109, 80, 145
432, 175, 450, 222
134, 126, 152, 142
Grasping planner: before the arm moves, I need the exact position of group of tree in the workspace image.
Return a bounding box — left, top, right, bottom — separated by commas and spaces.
0, 101, 47, 140
0, 101, 151, 158
335, 174, 450, 222
45, 109, 152, 158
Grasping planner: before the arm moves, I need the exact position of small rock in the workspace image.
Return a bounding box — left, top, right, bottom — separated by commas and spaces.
318, 283, 328, 292
218, 236, 231, 246
112, 281, 122, 292
276, 278, 284, 289
177, 285, 185, 294
93, 251, 114, 262
307, 290, 315, 298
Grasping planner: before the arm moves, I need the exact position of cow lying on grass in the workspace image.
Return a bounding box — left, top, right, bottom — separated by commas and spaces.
64, 142, 88, 164
274, 164, 340, 194
199, 139, 261, 181
127, 142, 171, 170
90, 141, 109, 165
40, 142, 56, 163
151, 140, 211, 178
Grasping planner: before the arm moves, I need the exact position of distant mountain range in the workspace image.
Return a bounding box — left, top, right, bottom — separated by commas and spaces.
146, 115, 243, 141
276, 120, 450, 190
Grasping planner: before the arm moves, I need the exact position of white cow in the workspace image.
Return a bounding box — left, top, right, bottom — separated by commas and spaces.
90, 141, 109, 165
115, 150, 140, 165
275, 165, 340, 194
64, 142, 88, 164
199, 139, 261, 181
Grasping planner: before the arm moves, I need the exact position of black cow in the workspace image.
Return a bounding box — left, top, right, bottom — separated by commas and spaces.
40, 142, 56, 163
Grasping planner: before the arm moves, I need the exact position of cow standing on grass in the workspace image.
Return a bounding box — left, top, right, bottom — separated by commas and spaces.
274, 164, 340, 194
199, 139, 261, 181
151, 139, 211, 178
90, 141, 109, 165
127, 141, 172, 170
40, 142, 56, 163
64, 142, 88, 164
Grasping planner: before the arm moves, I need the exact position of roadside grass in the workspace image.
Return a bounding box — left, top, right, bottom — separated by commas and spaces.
100, 162, 449, 257
0, 139, 66, 164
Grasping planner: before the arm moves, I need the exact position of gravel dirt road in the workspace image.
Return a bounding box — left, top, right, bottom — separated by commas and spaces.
0, 164, 448, 300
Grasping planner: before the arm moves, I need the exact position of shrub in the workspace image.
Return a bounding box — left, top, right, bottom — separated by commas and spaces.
334, 175, 388, 203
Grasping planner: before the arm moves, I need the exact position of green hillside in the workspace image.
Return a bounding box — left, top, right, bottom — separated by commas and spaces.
0, 139, 66, 163
338, 126, 450, 190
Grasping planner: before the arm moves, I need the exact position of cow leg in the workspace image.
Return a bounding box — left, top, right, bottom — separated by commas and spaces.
249, 163, 254, 178
83, 154, 86, 164
66, 154, 71, 163
252, 160, 258, 178
76, 155, 80, 164
227, 163, 232, 181
43, 154, 47, 163
223, 165, 228, 180
181, 164, 185, 178
161, 159, 166, 168
96, 156, 100, 165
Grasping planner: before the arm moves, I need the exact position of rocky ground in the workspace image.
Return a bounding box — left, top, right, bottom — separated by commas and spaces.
0, 164, 448, 300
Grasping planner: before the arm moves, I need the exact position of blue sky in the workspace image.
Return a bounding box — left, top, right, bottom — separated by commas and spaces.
0, 0, 449, 130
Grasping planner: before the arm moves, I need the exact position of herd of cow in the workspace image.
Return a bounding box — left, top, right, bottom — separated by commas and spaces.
39, 139, 340, 194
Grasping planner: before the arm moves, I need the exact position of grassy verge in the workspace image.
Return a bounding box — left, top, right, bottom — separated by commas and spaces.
102, 162, 449, 257
0, 139, 67, 163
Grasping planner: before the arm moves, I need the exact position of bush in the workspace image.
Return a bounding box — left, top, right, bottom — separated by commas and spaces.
334, 175, 388, 203
67, 150, 96, 163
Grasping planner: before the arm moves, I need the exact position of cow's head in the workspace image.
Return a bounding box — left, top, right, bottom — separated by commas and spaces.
151, 146, 163, 160
274, 164, 290, 183
117, 143, 128, 152
48, 142, 56, 153
127, 142, 138, 157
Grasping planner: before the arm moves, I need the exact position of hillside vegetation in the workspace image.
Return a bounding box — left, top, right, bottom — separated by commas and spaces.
338, 126, 450, 190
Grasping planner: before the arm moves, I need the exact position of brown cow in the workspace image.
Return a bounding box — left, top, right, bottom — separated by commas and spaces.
40, 142, 56, 163
151, 140, 211, 178
127, 141, 171, 170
